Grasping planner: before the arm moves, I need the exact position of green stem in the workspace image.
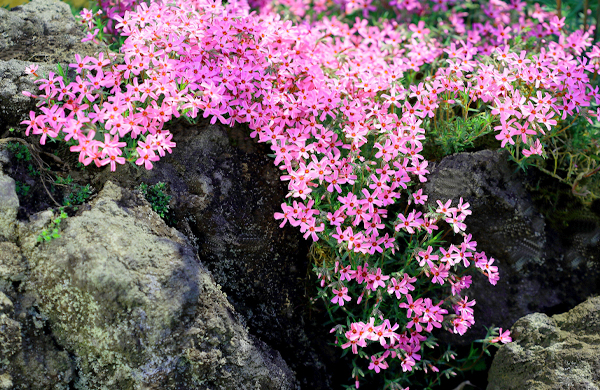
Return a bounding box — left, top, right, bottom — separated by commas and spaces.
584, 0, 590, 32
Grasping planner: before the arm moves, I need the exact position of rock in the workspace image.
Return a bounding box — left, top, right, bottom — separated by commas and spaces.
0, 312, 21, 362
0, 294, 21, 384
0, 291, 13, 312
136, 121, 337, 388
81, 120, 339, 388
0, 148, 9, 167
424, 149, 600, 343
0, 374, 12, 390
0, 242, 27, 291
0, 0, 98, 63
0, 0, 101, 131
6, 181, 297, 389
0, 173, 19, 241
487, 296, 600, 390
3, 326, 76, 390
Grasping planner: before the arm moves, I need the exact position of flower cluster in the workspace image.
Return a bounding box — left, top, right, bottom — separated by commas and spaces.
21, 0, 600, 387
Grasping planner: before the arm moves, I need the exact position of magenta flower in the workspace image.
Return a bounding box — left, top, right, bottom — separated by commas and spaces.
368, 353, 389, 373
331, 286, 351, 306
491, 328, 512, 344
135, 147, 159, 170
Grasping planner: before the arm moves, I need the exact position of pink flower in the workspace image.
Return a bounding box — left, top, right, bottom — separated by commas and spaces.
25, 64, 39, 76
400, 354, 415, 372
368, 352, 390, 373
331, 286, 351, 306
37, 125, 59, 145
537, 109, 557, 132
411, 188, 428, 205
430, 263, 450, 285
514, 122, 537, 144
399, 294, 423, 318
100, 154, 126, 171
303, 220, 324, 241
523, 139, 544, 157
135, 147, 159, 170
387, 277, 407, 299
417, 246, 439, 268
491, 328, 512, 344
21, 111, 40, 136
435, 199, 456, 216
368, 268, 389, 290
338, 265, 354, 282
69, 54, 89, 74
274, 203, 295, 228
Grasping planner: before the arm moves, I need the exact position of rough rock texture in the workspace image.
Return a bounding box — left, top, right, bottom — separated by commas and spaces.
0, 0, 101, 131
80, 120, 338, 388
0, 241, 26, 291
0, 172, 19, 240
0, 179, 298, 389
152, 122, 337, 388
487, 296, 600, 390
0, 291, 21, 363
424, 149, 600, 343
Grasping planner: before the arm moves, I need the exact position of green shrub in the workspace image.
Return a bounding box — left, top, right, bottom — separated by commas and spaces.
137, 182, 175, 223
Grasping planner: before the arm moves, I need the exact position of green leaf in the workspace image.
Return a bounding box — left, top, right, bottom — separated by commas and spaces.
471, 358, 488, 371
56, 63, 65, 78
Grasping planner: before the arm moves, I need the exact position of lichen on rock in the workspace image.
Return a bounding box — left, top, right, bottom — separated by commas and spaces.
487, 296, 600, 390
15, 181, 297, 389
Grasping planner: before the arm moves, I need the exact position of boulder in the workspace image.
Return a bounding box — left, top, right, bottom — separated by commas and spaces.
0, 0, 101, 131
0, 180, 297, 389
487, 296, 600, 390
424, 149, 600, 343
0, 172, 19, 241
82, 120, 339, 388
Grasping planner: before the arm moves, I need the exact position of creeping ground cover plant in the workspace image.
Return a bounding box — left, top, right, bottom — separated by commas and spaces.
20, 0, 600, 387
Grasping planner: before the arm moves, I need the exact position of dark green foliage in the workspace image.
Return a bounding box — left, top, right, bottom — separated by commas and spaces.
63, 184, 92, 207
5, 142, 40, 177
15, 180, 31, 197
5, 142, 32, 162
137, 182, 175, 224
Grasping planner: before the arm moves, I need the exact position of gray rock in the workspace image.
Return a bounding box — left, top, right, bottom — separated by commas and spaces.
487, 296, 600, 390
0, 173, 19, 241
0, 312, 21, 363
0, 0, 95, 63
85, 121, 336, 388
6, 181, 297, 389
424, 149, 600, 343
0, 149, 9, 167
0, 242, 26, 293
0, 291, 13, 313
0, 373, 12, 390
0, 0, 101, 131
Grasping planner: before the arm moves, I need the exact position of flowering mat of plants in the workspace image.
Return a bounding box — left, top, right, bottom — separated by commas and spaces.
17, 0, 600, 388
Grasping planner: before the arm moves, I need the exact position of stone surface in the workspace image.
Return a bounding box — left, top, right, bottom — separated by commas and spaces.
0, 180, 298, 389
80, 120, 339, 388
424, 149, 600, 343
487, 296, 600, 390
0, 0, 101, 132
0, 292, 18, 359
0, 0, 96, 63
0, 173, 19, 241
